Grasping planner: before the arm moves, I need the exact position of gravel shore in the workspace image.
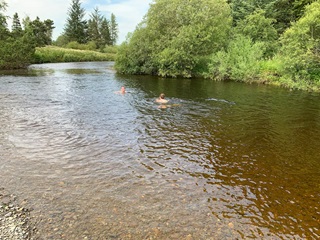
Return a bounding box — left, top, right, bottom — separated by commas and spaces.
0, 188, 36, 240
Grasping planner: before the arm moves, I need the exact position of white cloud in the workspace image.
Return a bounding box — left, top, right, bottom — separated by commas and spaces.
4, 0, 152, 44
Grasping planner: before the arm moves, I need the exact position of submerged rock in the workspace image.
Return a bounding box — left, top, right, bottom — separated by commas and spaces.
0, 189, 36, 240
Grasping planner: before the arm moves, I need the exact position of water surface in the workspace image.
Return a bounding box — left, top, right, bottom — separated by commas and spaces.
0, 62, 319, 239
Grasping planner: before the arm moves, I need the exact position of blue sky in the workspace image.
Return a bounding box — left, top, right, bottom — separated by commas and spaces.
4, 0, 152, 44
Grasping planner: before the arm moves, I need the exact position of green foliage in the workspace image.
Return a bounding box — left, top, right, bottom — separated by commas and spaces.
234, 9, 278, 57
0, 1, 36, 70
66, 41, 97, 51
25, 17, 55, 46
207, 35, 264, 81
278, 0, 320, 83
62, 2, 117, 49
102, 45, 118, 54
100, 18, 111, 46
115, 0, 232, 77
54, 34, 69, 47
228, 0, 257, 25
115, 27, 156, 75
33, 46, 116, 63
0, 34, 35, 69
110, 13, 118, 45
87, 7, 112, 49
64, 0, 88, 44
265, 0, 315, 34
11, 13, 23, 38
0, 1, 9, 40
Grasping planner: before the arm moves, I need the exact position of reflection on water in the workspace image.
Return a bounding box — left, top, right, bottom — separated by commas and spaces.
0, 62, 319, 239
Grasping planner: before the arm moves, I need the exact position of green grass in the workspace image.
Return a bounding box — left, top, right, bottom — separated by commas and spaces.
33, 46, 116, 64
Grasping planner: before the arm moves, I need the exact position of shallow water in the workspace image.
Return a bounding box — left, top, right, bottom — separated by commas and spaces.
0, 62, 319, 239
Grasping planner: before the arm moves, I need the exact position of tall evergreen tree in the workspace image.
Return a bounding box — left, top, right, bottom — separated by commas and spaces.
87, 7, 103, 47
11, 13, 23, 37
100, 18, 111, 46
110, 13, 118, 45
64, 0, 88, 44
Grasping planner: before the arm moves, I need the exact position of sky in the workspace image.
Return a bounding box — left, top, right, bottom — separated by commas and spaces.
4, 0, 153, 44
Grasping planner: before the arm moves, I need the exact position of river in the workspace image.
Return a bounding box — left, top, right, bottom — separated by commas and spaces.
0, 62, 319, 239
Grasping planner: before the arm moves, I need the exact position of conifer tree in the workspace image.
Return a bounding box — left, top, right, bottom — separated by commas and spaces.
87, 7, 103, 47
110, 13, 118, 45
64, 0, 88, 44
100, 18, 111, 46
12, 13, 23, 37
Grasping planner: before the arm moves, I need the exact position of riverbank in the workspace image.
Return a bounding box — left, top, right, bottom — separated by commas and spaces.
33, 46, 116, 64
0, 188, 36, 240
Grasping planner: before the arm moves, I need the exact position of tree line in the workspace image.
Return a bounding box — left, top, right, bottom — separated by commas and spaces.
115, 0, 320, 91
0, 0, 118, 69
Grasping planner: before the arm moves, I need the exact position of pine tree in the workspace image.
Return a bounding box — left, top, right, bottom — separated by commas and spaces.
64, 0, 88, 44
87, 7, 103, 47
12, 13, 23, 37
100, 18, 111, 46
110, 13, 118, 45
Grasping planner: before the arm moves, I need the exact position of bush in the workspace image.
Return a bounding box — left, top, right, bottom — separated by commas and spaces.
102, 45, 118, 54
206, 35, 264, 81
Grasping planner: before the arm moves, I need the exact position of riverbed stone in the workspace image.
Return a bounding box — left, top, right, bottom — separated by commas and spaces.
0, 188, 36, 240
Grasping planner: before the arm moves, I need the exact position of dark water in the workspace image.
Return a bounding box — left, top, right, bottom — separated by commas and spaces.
0, 62, 319, 239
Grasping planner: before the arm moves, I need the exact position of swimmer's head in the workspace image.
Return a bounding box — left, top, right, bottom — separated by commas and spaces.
160, 93, 165, 99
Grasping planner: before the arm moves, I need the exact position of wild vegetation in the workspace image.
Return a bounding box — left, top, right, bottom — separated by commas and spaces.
115, 0, 320, 91
33, 45, 116, 63
0, 0, 118, 69
1, 0, 320, 91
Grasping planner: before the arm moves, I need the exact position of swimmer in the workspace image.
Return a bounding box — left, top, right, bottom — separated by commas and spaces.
155, 93, 168, 104
115, 86, 126, 94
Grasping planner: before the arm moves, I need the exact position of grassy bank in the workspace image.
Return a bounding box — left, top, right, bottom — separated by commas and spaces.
33, 46, 116, 64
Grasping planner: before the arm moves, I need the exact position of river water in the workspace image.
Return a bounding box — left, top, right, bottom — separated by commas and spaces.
0, 62, 319, 239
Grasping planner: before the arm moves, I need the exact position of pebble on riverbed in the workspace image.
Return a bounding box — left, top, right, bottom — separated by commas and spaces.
0, 189, 36, 240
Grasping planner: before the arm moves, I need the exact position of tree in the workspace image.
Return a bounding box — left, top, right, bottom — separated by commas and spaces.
64, 0, 88, 44
228, 0, 256, 25
115, 0, 232, 77
100, 18, 111, 46
265, 0, 315, 34
110, 13, 118, 45
11, 12, 23, 37
0, 1, 38, 70
207, 35, 264, 81
0, 32, 36, 69
87, 7, 113, 49
279, 0, 320, 82
0, 2, 36, 69
25, 17, 54, 46
0, 0, 9, 40
234, 9, 278, 57
54, 34, 69, 47
87, 7, 102, 46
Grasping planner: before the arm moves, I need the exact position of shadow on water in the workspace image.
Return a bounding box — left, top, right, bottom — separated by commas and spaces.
0, 62, 319, 239
116, 73, 320, 239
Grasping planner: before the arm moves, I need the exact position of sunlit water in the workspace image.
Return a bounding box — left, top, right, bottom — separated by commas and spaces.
0, 62, 319, 239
